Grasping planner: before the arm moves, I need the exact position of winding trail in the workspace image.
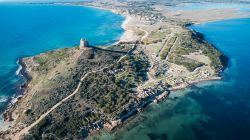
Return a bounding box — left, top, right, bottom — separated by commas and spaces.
13, 67, 107, 140
12, 45, 136, 140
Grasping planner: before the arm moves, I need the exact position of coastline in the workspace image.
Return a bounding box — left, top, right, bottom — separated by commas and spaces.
82, 4, 136, 44
0, 2, 127, 128
0, 58, 32, 130
65, 2, 229, 129
0, 3, 131, 130
169, 76, 222, 91
0, 3, 127, 126
192, 17, 250, 25
0, 12, 137, 139
119, 15, 137, 43
0, 2, 235, 139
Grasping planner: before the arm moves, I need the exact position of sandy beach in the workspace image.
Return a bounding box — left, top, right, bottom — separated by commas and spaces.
79, 4, 138, 43
119, 16, 139, 42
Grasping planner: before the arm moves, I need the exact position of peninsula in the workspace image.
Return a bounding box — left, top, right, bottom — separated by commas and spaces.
2, 0, 248, 139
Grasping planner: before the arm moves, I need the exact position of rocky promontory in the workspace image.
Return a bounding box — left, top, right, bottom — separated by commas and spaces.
0, 0, 230, 139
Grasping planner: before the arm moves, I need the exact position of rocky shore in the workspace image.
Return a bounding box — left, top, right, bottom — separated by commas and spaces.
2, 58, 32, 123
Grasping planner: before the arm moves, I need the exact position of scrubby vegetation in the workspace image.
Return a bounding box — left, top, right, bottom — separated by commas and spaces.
33, 48, 72, 73
168, 31, 227, 72
106, 42, 135, 52
160, 36, 177, 60
135, 30, 145, 36
9, 28, 227, 140
19, 47, 123, 125
22, 45, 150, 139
168, 54, 204, 71
143, 29, 169, 45
201, 44, 228, 73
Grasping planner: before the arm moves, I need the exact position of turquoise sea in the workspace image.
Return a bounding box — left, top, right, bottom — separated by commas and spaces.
0, 3, 124, 114
95, 18, 250, 140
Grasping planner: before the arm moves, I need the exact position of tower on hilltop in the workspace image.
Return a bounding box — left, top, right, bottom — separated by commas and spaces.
79, 38, 89, 49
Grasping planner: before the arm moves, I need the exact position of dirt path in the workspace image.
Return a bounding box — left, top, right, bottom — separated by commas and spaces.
12, 67, 108, 140
166, 36, 178, 61
139, 28, 149, 41
157, 33, 173, 59
12, 45, 136, 140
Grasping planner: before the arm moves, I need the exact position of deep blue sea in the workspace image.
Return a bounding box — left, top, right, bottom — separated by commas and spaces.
96, 18, 250, 140
0, 3, 124, 114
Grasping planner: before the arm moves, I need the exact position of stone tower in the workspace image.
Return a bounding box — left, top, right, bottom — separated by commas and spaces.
79, 38, 89, 50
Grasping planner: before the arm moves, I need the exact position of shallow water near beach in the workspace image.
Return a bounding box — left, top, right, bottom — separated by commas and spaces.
0, 3, 124, 114
93, 18, 250, 140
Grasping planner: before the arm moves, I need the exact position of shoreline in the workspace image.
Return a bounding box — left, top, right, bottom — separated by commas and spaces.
169, 76, 222, 91
0, 2, 234, 139
1, 58, 32, 126
192, 17, 250, 25
0, 3, 128, 126
72, 3, 229, 130
119, 15, 134, 43
81, 4, 136, 44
